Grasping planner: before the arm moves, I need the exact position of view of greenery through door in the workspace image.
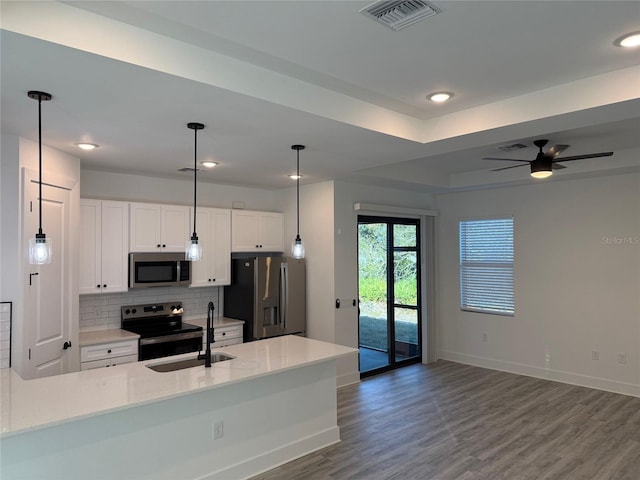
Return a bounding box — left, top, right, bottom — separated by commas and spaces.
358, 216, 421, 375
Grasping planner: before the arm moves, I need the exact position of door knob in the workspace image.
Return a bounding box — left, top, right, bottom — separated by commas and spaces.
63, 341, 72, 350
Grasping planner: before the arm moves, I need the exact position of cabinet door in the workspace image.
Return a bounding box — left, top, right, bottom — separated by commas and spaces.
211, 208, 231, 285
231, 210, 259, 251
190, 208, 231, 287
101, 201, 129, 292
258, 212, 284, 252
79, 199, 102, 294
130, 203, 162, 252
161, 205, 190, 252
189, 208, 213, 287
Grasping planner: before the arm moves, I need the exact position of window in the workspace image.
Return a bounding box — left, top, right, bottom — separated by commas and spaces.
459, 218, 514, 315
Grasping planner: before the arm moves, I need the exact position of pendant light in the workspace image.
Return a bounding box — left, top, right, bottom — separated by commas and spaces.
28, 91, 53, 265
186, 122, 204, 261
291, 145, 305, 259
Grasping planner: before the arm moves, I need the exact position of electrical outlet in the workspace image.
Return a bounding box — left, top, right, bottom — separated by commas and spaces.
617, 353, 627, 364
213, 420, 224, 440
591, 350, 599, 361
481, 333, 488, 343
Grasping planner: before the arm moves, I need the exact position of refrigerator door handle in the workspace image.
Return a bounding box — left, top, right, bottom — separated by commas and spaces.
280, 262, 287, 329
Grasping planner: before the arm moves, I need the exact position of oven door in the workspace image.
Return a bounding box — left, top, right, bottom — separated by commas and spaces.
139, 331, 203, 361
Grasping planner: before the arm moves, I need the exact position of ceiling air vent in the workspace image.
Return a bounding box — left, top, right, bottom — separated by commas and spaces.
360, 0, 443, 31
497, 143, 528, 152
177, 167, 202, 173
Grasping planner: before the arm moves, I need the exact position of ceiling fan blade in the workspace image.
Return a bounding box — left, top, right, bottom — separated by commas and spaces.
552, 163, 567, 170
483, 157, 530, 163
554, 152, 614, 163
492, 164, 529, 172
546, 144, 570, 157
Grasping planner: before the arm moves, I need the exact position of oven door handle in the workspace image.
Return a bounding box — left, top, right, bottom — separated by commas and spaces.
139, 331, 203, 346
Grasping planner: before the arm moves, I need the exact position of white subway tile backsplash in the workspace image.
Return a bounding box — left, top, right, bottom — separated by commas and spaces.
79, 286, 223, 332
0, 302, 12, 369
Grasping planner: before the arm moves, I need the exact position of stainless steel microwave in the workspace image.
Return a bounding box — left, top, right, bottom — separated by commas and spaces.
129, 253, 191, 288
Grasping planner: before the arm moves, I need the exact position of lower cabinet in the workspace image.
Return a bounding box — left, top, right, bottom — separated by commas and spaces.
80, 339, 139, 371
203, 323, 243, 349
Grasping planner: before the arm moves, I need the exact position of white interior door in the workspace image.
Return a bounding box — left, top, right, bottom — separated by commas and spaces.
23, 173, 72, 378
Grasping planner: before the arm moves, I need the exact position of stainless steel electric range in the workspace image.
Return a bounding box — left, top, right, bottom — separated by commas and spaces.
121, 301, 203, 361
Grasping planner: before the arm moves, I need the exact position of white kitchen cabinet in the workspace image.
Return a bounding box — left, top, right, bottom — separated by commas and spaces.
79, 199, 129, 295
190, 207, 231, 287
201, 323, 244, 350
129, 202, 190, 252
231, 210, 284, 252
80, 339, 138, 371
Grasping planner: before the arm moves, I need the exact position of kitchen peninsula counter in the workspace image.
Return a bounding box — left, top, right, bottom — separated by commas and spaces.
1, 335, 357, 480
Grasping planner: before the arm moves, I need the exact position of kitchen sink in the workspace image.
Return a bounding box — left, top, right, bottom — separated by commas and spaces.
147, 353, 235, 372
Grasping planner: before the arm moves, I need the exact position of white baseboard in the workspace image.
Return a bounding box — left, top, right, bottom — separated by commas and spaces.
337, 370, 360, 388
442, 351, 640, 398
205, 427, 341, 480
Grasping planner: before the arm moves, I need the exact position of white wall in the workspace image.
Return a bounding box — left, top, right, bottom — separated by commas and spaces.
279, 179, 436, 386
436, 172, 640, 396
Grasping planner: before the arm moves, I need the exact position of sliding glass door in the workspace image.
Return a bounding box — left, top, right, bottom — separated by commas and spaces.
358, 216, 421, 376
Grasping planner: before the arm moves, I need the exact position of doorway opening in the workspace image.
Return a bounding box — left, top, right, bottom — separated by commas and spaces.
358, 216, 421, 377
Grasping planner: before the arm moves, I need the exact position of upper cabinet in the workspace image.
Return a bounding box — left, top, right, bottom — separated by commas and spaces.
231, 210, 284, 252
129, 203, 190, 252
79, 199, 129, 295
190, 207, 231, 287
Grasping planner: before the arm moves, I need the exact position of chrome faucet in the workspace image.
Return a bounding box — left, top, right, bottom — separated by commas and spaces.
198, 301, 215, 367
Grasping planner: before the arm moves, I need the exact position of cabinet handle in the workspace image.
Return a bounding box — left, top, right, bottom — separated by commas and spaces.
213, 278, 216, 282
103, 284, 107, 288
256, 245, 259, 248
96, 284, 100, 288
162, 244, 166, 248
107, 349, 112, 354
63, 341, 72, 350
222, 332, 226, 336
157, 244, 161, 248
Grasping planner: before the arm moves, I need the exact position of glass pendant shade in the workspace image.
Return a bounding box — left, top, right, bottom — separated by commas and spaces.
29, 235, 52, 264
186, 235, 202, 261
291, 236, 305, 259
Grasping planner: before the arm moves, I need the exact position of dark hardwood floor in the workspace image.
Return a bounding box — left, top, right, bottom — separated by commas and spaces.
249, 361, 640, 480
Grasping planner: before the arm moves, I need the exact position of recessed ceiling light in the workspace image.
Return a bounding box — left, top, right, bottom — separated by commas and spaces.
614, 31, 640, 48
288, 174, 303, 180
428, 92, 454, 103
201, 161, 218, 168
76, 142, 98, 150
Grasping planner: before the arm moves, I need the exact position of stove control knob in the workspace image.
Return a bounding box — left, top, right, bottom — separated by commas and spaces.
176, 304, 182, 310
124, 309, 130, 315
132, 308, 137, 314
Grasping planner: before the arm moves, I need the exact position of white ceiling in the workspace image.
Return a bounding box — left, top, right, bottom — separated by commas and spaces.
1, 1, 639, 191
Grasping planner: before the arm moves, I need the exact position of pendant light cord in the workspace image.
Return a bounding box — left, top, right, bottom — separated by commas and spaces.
296, 149, 300, 238
193, 127, 197, 237
37, 94, 43, 235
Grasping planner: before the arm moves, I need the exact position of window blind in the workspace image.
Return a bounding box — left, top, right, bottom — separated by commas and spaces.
459, 218, 514, 315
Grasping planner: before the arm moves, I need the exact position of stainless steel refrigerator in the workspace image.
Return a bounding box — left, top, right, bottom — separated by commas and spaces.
224, 257, 306, 341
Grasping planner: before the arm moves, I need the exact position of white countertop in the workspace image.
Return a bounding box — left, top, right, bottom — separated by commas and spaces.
0, 336, 356, 438
186, 316, 244, 329
79, 329, 140, 346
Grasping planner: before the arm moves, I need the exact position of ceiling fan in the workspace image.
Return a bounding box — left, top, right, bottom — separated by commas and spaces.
483, 139, 614, 179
